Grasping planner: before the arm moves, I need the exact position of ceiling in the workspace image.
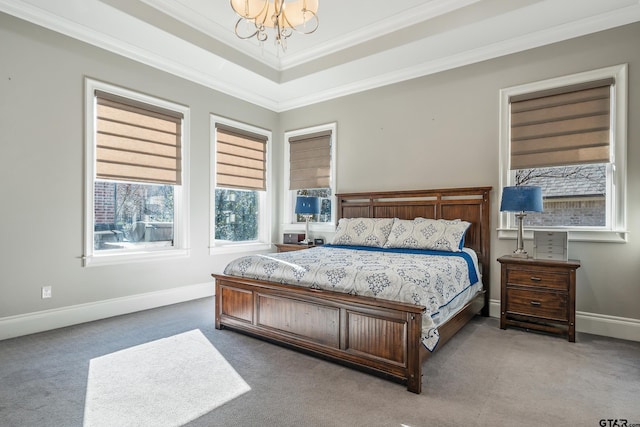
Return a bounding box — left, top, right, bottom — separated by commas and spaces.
2, 0, 640, 111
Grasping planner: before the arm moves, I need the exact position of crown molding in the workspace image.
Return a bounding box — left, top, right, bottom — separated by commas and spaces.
2, 0, 640, 112
139, 0, 282, 70
0, 0, 283, 110
275, 1, 640, 111
277, 0, 483, 70
139, 0, 483, 71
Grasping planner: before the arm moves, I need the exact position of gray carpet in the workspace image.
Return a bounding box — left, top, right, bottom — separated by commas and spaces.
1, 297, 638, 427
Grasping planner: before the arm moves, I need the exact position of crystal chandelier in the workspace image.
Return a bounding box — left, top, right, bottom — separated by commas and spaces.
230, 0, 319, 52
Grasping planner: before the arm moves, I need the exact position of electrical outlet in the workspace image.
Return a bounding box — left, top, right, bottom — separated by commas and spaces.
41, 286, 52, 299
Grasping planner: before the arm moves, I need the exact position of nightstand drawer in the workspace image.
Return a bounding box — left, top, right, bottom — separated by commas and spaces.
507, 269, 568, 290
506, 288, 567, 321
498, 255, 580, 342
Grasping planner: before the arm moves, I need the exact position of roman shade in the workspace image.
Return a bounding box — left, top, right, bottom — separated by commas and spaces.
95, 90, 183, 185
216, 124, 267, 191
510, 78, 613, 170
289, 130, 331, 190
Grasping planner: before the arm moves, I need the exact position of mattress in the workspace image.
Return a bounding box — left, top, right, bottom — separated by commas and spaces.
223, 245, 483, 351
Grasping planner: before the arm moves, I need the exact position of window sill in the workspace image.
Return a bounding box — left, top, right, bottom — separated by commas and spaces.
209, 242, 272, 256
497, 228, 628, 243
83, 248, 190, 267
283, 223, 336, 234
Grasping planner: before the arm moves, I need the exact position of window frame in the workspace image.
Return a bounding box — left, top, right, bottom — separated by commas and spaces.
210, 115, 272, 254
84, 78, 190, 266
498, 64, 628, 243
283, 122, 337, 235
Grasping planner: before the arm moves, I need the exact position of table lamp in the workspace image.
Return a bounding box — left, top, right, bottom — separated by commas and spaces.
295, 196, 320, 245
500, 186, 543, 258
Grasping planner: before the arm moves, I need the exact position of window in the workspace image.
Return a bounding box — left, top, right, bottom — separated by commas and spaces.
211, 117, 271, 253
284, 123, 337, 232
499, 64, 627, 242
84, 79, 190, 266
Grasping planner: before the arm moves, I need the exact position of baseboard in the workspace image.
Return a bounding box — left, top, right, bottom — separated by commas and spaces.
575, 311, 640, 342
489, 299, 640, 342
0, 282, 215, 341
3, 293, 637, 343
489, 299, 501, 319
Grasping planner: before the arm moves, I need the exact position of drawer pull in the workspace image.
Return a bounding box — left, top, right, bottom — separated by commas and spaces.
530, 301, 542, 306
530, 276, 542, 282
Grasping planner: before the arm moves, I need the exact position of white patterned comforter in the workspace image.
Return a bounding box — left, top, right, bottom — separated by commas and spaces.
223, 245, 482, 351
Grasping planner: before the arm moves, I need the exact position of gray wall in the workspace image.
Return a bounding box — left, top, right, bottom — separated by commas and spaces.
279, 23, 640, 323
1, 11, 638, 336
0, 13, 279, 319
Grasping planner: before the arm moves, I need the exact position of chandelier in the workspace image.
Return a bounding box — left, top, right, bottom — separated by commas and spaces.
230, 0, 319, 51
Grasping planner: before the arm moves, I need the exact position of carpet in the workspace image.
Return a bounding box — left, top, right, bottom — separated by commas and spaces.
83, 329, 250, 427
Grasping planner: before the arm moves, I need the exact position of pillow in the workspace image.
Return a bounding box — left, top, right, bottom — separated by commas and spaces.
383, 218, 470, 252
330, 217, 394, 247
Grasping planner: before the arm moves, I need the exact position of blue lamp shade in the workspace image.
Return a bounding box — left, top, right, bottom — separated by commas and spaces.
500, 186, 543, 213
295, 196, 321, 215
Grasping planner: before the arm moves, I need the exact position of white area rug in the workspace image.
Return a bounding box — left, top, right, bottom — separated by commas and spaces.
83, 329, 250, 427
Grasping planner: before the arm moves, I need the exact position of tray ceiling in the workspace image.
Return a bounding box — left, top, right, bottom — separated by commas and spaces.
2, 0, 639, 111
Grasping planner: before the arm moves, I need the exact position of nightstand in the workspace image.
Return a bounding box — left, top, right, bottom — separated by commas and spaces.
275, 243, 316, 253
498, 255, 581, 342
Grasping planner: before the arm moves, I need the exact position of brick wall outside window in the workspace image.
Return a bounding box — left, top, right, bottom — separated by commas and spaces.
94, 182, 115, 226
526, 197, 606, 227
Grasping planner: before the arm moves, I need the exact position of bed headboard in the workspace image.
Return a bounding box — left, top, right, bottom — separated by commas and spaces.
336, 186, 492, 312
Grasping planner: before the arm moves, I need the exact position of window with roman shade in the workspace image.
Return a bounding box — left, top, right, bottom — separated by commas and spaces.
499, 64, 628, 241
95, 90, 183, 185
211, 117, 271, 248
288, 130, 331, 190
85, 78, 190, 266
215, 124, 267, 191
284, 124, 336, 227
509, 78, 613, 170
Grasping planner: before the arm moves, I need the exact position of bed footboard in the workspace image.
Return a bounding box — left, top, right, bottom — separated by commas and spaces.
213, 274, 426, 393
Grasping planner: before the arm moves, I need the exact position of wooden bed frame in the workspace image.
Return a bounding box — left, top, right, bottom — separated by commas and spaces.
212, 186, 491, 394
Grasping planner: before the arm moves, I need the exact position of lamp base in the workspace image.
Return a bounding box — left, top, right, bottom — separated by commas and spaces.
512, 212, 529, 258
511, 250, 529, 259
300, 215, 311, 245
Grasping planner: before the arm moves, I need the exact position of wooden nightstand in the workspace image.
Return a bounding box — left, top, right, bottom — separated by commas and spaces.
498, 255, 581, 342
275, 243, 316, 253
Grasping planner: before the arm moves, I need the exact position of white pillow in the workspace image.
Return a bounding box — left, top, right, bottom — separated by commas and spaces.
330, 217, 394, 247
383, 218, 470, 252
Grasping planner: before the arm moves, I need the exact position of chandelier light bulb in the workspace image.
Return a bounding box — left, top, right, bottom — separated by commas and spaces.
230, 0, 319, 52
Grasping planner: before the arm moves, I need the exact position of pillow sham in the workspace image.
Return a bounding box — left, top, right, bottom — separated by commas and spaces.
383, 217, 470, 252
330, 217, 394, 247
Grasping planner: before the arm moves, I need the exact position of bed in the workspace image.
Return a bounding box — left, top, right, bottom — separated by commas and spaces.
212, 187, 491, 393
